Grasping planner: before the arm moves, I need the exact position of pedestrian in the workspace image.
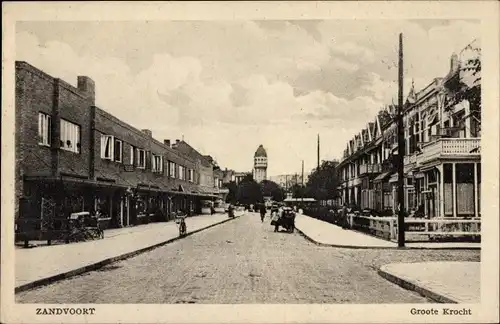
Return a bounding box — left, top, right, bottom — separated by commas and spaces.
341, 204, 348, 229
259, 204, 266, 222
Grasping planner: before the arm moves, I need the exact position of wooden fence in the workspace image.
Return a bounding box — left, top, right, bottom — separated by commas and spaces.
347, 214, 481, 242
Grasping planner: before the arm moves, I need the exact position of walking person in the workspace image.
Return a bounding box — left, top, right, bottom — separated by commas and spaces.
259, 203, 266, 222
341, 204, 348, 229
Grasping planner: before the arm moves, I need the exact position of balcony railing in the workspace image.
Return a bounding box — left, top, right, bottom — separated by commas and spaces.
403, 154, 418, 165
359, 163, 381, 175
420, 138, 480, 163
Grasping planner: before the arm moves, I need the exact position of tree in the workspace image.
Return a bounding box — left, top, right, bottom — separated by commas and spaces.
236, 178, 263, 205
260, 180, 284, 202
445, 45, 481, 132
223, 181, 238, 204
305, 160, 340, 200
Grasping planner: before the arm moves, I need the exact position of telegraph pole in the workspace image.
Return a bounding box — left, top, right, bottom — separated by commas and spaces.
301, 160, 305, 186
300, 160, 305, 208
397, 33, 406, 247
317, 134, 320, 169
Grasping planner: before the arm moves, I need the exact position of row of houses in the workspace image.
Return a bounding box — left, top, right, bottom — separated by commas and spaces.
336, 41, 481, 219
15, 61, 229, 233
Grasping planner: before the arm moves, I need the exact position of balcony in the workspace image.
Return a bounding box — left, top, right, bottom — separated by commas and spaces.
359, 163, 381, 175
404, 154, 418, 165
419, 138, 481, 164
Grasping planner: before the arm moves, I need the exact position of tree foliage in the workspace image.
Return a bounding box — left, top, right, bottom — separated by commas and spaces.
305, 160, 340, 200
445, 46, 481, 129
260, 180, 284, 202
223, 181, 238, 204
236, 175, 263, 205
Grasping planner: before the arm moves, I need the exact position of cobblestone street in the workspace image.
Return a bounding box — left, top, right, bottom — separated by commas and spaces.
16, 213, 480, 304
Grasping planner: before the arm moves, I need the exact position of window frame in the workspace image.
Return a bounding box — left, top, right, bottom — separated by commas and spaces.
130, 145, 136, 166
152, 154, 163, 173
114, 139, 123, 163
136, 148, 146, 169
169, 161, 176, 178
100, 135, 114, 160
38, 112, 52, 147
60, 118, 81, 154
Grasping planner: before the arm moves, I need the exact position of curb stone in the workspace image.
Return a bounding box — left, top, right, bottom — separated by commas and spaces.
15, 214, 243, 294
377, 266, 458, 303
294, 225, 481, 251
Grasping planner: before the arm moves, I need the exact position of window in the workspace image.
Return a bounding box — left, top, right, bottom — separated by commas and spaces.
152, 154, 163, 173
114, 139, 123, 163
169, 161, 176, 178
101, 135, 114, 159
188, 169, 194, 182
130, 145, 137, 165
61, 119, 80, 153
178, 165, 185, 180
137, 149, 146, 168
38, 112, 51, 146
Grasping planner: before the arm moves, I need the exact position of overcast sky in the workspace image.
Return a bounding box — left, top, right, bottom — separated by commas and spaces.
16, 20, 480, 176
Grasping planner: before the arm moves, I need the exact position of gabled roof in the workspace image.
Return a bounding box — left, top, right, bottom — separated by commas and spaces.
378, 109, 393, 129
367, 122, 375, 141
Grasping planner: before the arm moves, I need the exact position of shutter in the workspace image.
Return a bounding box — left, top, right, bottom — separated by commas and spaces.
100, 135, 106, 158
47, 116, 52, 145
38, 113, 43, 142
109, 136, 115, 160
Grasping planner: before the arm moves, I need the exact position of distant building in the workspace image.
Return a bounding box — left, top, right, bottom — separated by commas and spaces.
253, 145, 267, 183
269, 173, 310, 189
222, 169, 251, 185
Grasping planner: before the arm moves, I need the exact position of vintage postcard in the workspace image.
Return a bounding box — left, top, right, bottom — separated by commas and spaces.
2, 1, 499, 323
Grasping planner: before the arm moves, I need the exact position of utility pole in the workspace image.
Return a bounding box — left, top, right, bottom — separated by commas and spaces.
397, 32, 406, 247
317, 134, 320, 170
301, 160, 305, 186
301, 160, 304, 206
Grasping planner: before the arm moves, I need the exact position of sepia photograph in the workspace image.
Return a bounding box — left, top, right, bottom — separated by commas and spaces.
2, 1, 499, 323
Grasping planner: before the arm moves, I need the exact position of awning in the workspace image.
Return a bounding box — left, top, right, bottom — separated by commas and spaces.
373, 172, 392, 182
389, 173, 399, 183
389, 173, 410, 183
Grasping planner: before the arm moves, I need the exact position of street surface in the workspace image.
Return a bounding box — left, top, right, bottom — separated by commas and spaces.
17, 213, 480, 304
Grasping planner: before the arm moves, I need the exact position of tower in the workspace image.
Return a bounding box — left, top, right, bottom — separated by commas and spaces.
253, 145, 267, 183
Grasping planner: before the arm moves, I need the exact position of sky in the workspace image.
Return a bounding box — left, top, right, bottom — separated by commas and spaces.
15, 20, 480, 176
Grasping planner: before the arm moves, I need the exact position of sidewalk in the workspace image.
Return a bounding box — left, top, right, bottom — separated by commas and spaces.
295, 214, 481, 249
378, 261, 480, 303
15, 212, 244, 292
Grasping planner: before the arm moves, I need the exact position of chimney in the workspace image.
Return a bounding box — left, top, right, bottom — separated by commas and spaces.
164, 139, 171, 147
77, 76, 95, 105
141, 129, 152, 137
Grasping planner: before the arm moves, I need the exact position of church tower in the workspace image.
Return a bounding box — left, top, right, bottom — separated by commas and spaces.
253, 145, 267, 183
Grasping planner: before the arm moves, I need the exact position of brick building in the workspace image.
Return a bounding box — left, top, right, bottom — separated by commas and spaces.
15, 61, 222, 238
